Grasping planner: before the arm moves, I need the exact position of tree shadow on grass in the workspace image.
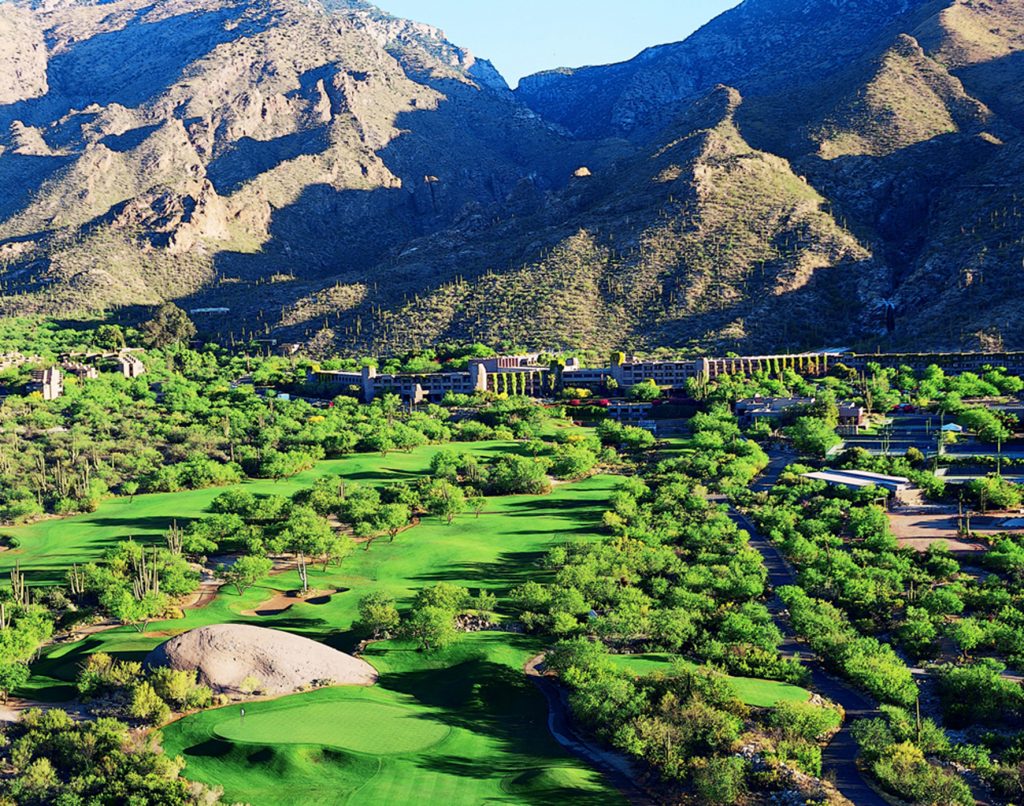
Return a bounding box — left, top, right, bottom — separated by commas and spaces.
406, 549, 548, 587
375, 653, 618, 799
30, 637, 151, 688
379, 654, 550, 740
417, 757, 612, 805
73, 515, 197, 533
337, 468, 425, 481
184, 738, 234, 759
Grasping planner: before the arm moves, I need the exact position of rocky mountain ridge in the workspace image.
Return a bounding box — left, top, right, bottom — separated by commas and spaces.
0, 0, 1023, 352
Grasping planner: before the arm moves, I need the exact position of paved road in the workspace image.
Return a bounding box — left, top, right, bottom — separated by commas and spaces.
730, 454, 891, 806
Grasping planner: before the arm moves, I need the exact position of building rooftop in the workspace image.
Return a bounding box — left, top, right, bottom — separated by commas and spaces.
803, 468, 912, 492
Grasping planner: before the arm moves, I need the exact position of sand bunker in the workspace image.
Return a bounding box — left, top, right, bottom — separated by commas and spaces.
241, 588, 337, 617
145, 624, 377, 695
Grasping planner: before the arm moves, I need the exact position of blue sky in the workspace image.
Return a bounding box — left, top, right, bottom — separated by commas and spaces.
380, 1, 740, 86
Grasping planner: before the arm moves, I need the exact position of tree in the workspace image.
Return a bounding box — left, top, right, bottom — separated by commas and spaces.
487, 454, 551, 495
121, 481, 139, 502
378, 503, 411, 543
271, 506, 342, 592
140, 303, 196, 348
946, 618, 986, 659
414, 583, 471, 612
937, 659, 1024, 727
968, 474, 1021, 512
786, 416, 841, 458
149, 667, 211, 711
0, 662, 29, 703
958, 408, 1013, 445
357, 592, 400, 639
222, 555, 273, 596
468, 490, 487, 518
404, 605, 457, 651
93, 324, 127, 351
129, 682, 170, 725
425, 480, 465, 525
551, 444, 598, 480
692, 756, 747, 805
620, 425, 656, 451
3, 710, 213, 803
628, 380, 662, 401
767, 701, 842, 742
101, 586, 167, 633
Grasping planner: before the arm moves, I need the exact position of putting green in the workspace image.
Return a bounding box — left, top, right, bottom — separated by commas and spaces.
213, 700, 451, 755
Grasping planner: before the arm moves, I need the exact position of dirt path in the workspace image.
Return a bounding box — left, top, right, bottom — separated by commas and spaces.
524, 654, 654, 805
0, 697, 89, 724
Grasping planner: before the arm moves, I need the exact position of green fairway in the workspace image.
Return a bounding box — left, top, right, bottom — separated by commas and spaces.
15, 433, 804, 804
22, 471, 621, 702
0, 440, 524, 585
608, 653, 811, 708
17, 454, 626, 804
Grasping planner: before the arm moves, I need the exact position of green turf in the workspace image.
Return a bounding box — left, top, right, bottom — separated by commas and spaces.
163, 635, 619, 806
17, 434, 798, 804
608, 653, 811, 707
0, 440, 525, 585
212, 698, 452, 754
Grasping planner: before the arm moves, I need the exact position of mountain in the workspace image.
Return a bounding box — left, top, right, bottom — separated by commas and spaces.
0, 0, 602, 318
1, 0, 1023, 353
516, 0, 926, 142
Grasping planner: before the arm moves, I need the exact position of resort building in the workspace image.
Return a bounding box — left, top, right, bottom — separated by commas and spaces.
28, 368, 64, 400
61, 361, 99, 380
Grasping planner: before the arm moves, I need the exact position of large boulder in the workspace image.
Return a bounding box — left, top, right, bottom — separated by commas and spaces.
145, 624, 378, 695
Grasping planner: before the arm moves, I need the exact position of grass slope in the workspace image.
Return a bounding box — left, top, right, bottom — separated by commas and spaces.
163, 642, 615, 806
0, 440, 520, 585
20, 469, 618, 700
17, 457, 624, 804
608, 653, 810, 708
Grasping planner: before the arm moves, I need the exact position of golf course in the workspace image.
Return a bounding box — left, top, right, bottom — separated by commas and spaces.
4, 441, 631, 802
0, 440, 526, 585
4, 434, 812, 804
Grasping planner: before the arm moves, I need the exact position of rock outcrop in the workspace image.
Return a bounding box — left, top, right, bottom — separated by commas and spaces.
145, 624, 379, 695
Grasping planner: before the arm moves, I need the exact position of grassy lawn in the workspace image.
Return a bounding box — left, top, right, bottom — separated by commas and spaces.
21, 471, 620, 700
14, 432, 808, 804
0, 440, 526, 585
607, 653, 811, 708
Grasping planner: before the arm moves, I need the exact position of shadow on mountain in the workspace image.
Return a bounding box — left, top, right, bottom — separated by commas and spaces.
102, 125, 163, 153
3, 6, 250, 127
175, 78, 590, 325
957, 50, 1024, 129
0, 153, 75, 222
207, 128, 333, 195
800, 128, 1006, 296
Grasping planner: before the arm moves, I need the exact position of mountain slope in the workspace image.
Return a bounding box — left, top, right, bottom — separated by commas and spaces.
515, 0, 933, 141
0, 0, 595, 315
365, 87, 875, 352
1, 0, 1024, 353
809, 34, 991, 159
